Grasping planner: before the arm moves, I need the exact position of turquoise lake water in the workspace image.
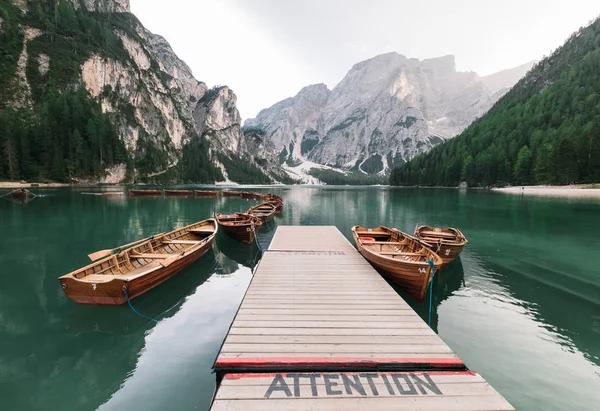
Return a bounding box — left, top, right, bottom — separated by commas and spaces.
0, 186, 599, 410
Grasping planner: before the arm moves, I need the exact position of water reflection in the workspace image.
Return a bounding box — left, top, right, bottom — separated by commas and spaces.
1, 186, 599, 411
216, 234, 262, 271
399, 258, 466, 332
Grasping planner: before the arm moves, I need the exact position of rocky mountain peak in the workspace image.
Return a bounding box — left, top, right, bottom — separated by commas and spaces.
244, 52, 533, 176
76, 0, 130, 13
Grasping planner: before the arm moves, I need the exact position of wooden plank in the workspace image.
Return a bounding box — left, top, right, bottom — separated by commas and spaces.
268, 226, 356, 252
211, 372, 515, 411
211, 396, 515, 411
215, 226, 465, 375
217, 353, 460, 359
224, 335, 444, 345
220, 344, 454, 354
229, 328, 437, 336
236, 313, 423, 323
237, 309, 415, 316
239, 304, 413, 310
232, 321, 431, 329
220, 372, 487, 386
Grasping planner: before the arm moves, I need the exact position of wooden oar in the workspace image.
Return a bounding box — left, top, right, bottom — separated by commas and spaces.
160, 254, 181, 268
88, 233, 165, 261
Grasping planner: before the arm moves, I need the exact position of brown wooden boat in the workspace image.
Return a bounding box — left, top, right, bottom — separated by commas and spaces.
59, 219, 217, 305
10, 188, 29, 201
414, 226, 468, 266
267, 200, 283, 213
194, 190, 219, 197
240, 191, 261, 200
248, 202, 276, 222
352, 225, 443, 301
129, 189, 162, 197
222, 190, 242, 197
164, 189, 193, 196
214, 212, 263, 244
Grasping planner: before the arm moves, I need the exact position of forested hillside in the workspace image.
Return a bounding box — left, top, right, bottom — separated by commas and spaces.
0, 0, 132, 181
0, 0, 225, 183
390, 17, 600, 187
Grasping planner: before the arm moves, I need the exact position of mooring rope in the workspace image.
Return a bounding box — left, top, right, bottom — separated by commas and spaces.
426, 258, 436, 327
122, 287, 158, 323
251, 220, 263, 252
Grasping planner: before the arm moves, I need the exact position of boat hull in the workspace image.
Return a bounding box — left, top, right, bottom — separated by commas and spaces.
60, 237, 214, 305
420, 241, 466, 266
164, 190, 193, 196
414, 226, 468, 267
10, 190, 28, 201
355, 247, 432, 302
222, 191, 242, 197
248, 203, 276, 222
129, 190, 162, 197
195, 190, 219, 197
219, 223, 259, 244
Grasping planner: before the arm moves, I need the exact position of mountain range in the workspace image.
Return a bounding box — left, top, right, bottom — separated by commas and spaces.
391, 17, 600, 187
0, 0, 538, 184
244, 55, 534, 180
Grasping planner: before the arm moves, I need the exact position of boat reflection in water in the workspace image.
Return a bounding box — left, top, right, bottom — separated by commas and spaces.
394, 257, 466, 332
63, 249, 218, 336
216, 233, 263, 272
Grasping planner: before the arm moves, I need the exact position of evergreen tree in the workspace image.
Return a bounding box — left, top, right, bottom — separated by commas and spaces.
390, 17, 600, 187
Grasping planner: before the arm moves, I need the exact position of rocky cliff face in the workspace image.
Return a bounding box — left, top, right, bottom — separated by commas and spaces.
246, 53, 530, 174
3, 0, 257, 183
245, 84, 330, 162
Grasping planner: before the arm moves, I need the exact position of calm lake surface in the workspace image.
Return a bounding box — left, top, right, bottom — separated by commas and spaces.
1, 186, 599, 410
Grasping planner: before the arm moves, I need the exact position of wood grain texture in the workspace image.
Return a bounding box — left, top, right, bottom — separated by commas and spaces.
214, 226, 460, 372
211, 372, 514, 410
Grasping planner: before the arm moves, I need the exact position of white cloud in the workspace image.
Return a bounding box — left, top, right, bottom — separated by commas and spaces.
131, 0, 599, 119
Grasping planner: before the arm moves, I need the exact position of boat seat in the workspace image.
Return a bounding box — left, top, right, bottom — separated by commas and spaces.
162, 240, 200, 245
189, 228, 214, 234
376, 251, 425, 256
419, 231, 456, 238
365, 241, 408, 245
130, 253, 173, 259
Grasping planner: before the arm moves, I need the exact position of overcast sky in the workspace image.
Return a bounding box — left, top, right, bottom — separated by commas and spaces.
130, 0, 599, 120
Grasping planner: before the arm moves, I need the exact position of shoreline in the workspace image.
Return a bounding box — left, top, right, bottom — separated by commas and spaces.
0, 182, 70, 189
492, 185, 600, 198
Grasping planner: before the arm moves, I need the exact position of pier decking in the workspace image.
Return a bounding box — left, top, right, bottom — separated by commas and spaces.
211, 226, 514, 410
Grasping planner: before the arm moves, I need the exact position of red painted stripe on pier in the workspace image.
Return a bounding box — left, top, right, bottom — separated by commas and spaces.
215, 357, 465, 368
223, 370, 477, 379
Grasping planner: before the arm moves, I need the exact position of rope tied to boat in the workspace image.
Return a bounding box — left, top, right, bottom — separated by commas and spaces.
426, 258, 436, 327
251, 220, 263, 252
122, 287, 158, 323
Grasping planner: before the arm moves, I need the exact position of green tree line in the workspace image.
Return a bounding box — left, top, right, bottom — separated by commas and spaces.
309, 168, 386, 185
391, 17, 600, 187
0, 86, 128, 181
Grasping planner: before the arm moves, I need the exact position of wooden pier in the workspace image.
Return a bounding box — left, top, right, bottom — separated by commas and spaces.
211, 226, 514, 410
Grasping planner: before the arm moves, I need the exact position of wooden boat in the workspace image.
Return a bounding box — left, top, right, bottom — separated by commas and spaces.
164, 189, 193, 196
59, 219, 218, 305
214, 212, 263, 244
267, 199, 283, 213
194, 190, 219, 197
352, 225, 443, 301
222, 190, 242, 197
248, 202, 276, 222
129, 189, 162, 197
414, 226, 468, 266
241, 191, 262, 200
10, 189, 29, 201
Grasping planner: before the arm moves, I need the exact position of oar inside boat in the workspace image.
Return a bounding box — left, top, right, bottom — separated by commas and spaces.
88, 232, 166, 261
60, 219, 218, 305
